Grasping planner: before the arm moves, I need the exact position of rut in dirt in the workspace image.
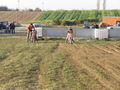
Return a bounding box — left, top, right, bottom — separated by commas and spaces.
59, 43, 120, 90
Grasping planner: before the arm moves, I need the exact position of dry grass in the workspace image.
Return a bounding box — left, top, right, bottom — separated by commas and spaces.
0, 37, 120, 90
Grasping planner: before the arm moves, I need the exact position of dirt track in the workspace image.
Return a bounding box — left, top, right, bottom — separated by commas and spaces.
59, 43, 120, 90
0, 25, 120, 89
0, 33, 120, 89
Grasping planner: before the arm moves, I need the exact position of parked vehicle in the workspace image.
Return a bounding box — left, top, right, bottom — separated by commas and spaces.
107, 23, 120, 29
83, 21, 90, 29
0, 21, 8, 30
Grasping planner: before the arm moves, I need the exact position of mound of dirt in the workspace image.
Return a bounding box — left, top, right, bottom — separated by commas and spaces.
0, 11, 43, 23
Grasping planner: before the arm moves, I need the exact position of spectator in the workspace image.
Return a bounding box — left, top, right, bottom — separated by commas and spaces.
0, 22, 2, 30
95, 24, 99, 29
10, 22, 15, 34
6, 24, 10, 33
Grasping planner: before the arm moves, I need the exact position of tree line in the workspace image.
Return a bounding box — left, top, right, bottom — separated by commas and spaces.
0, 6, 42, 11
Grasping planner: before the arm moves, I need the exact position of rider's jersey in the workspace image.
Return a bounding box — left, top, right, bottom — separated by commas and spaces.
67, 29, 73, 39
67, 29, 73, 33
28, 25, 35, 31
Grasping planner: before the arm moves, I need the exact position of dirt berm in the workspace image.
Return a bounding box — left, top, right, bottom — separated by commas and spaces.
0, 11, 43, 23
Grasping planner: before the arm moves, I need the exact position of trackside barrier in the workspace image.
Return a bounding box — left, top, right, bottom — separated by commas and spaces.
43, 28, 94, 38
109, 29, 120, 38
94, 29, 109, 40
37, 28, 120, 39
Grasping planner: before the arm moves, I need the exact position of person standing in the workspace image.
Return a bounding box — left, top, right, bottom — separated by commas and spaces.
6, 24, 10, 33
10, 22, 15, 34
94, 24, 99, 29
27, 23, 35, 41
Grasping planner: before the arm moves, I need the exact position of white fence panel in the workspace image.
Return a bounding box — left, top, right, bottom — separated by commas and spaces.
43, 28, 67, 37
37, 28, 120, 38
74, 29, 94, 38
43, 28, 94, 38
94, 29, 109, 40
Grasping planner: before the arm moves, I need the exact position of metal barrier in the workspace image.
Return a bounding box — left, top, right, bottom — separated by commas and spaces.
43, 28, 94, 38
41, 28, 120, 39
109, 29, 120, 38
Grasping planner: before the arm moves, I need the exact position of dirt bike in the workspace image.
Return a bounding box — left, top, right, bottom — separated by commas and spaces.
27, 30, 37, 43
66, 37, 74, 44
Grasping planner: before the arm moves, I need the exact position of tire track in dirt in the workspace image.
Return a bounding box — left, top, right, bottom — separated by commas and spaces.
105, 44, 120, 55
83, 45, 120, 86
59, 43, 120, 90
81, 44, 120, 89
73, 44, 119, 90
92, 44, 120, 60
91, 44, 120, 65
62, 44, 109, 90
90, 45, 120, 77
59, 43, 111, 90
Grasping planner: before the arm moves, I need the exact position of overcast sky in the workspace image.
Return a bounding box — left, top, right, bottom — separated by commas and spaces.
0, 0, 119, 10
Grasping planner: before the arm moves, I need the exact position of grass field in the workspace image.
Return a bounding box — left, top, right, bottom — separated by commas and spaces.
0, 37, 120, 90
